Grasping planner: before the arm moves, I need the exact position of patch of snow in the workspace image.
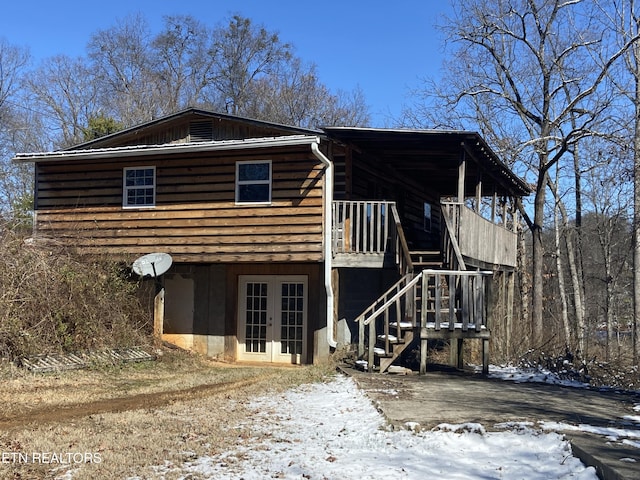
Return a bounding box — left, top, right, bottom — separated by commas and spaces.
622, 439, 640, 449
147, 375, 598, 480
540, 421, 640, 445
623, 414, 640, 424
484, 364, 590, 388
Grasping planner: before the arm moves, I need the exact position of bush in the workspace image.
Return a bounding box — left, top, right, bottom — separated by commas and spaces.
0, 229, 151, 360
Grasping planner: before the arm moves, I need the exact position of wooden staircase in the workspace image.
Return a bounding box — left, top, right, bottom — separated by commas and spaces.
356, 269, 492, 373
410, 250, 443, 271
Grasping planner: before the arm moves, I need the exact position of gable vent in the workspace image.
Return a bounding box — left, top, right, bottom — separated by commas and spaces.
189, 121, 214, 142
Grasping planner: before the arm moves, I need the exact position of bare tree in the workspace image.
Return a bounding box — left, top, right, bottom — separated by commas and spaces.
0, 38, 35, 224
151, 15, 216, 112
408, 0, 639, 349
26, 55, 100, 148
243, 58, 370, 128
0, 39, 29, 120
582, 153, 633, 361
207, 15, 292, 115
597, 0, 640, 364
87, 14, 160, 126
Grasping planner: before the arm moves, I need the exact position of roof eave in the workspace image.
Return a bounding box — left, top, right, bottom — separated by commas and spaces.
13, 135, 321, 164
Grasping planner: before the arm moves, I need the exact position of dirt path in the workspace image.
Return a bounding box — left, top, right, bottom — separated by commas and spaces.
0, 374, 274, 431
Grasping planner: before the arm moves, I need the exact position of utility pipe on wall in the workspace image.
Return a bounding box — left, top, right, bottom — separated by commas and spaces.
311, 141, 337, 349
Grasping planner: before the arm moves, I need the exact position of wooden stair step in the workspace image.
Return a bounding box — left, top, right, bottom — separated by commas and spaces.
373, 347, 392, 358
377, 334, 403, 344
389, 321, 414, 329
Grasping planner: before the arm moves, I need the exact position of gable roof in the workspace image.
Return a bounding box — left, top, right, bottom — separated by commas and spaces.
70, 107, 322, 151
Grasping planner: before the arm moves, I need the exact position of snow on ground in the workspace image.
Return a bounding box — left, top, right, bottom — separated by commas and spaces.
149, 374, 598, 480
482, 364, 591, 388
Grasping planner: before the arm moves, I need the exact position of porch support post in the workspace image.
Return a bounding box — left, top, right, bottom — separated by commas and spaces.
458, 148, 466, 203
420, 272, 428, 375
502, 196, 508, 227
368, 321, 375, 372
482, 339, 490, 374
491, 192, 497, 223
450, 338, 464, 369
475, 173, 482, 212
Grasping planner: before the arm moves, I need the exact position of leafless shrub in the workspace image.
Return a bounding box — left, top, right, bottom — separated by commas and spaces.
0, 228, 151, 360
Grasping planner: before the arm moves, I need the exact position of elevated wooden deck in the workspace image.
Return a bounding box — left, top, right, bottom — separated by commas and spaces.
331, 200, 518, 271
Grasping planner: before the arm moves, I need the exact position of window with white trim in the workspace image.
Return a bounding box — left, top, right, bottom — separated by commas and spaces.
123, 166, 156, 207
236, 160, 271, 204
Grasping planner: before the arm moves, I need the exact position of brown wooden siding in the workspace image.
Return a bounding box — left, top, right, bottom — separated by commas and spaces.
34, 148, 325, 263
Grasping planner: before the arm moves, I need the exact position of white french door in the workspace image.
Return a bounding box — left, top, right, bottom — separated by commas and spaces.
237, 275, 307, 364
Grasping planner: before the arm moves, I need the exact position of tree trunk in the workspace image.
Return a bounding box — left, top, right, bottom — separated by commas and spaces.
553, 195, 572, 347
569, 142, 587, 354
634, 19, 640, 365
531, 170, 547, 348
518, 225, 530, 349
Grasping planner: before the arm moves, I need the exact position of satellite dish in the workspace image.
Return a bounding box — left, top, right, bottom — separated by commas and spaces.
132, 252, 173, 278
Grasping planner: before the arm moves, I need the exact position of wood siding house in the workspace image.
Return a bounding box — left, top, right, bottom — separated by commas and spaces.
14, 108, 530, 371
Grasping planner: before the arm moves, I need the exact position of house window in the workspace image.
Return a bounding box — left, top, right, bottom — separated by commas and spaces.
423, 202, 432, 233
236, 160, 271, 204
123, 167, 155, 207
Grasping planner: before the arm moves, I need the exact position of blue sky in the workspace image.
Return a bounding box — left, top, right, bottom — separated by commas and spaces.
1, 1, 452, 126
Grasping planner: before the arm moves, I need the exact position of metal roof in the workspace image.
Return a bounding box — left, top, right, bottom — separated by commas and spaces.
13, 135, 321, 163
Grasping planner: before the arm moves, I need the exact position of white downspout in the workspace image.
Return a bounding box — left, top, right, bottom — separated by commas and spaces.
311, 141, 337, 349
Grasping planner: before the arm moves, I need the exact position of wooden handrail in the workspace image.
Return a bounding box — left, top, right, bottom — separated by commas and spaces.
355, 273, 422, 326
390, 203, 413, 274
441, 204, 466, 271
355, 269, 493, 370
441, 201, 518, 268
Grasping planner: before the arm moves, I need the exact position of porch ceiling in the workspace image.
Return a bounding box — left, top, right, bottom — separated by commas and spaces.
323, 127, 531, 198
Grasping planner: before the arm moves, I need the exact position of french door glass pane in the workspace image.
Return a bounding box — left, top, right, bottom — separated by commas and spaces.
245, 282, 268, 353
280, 282, 304, 355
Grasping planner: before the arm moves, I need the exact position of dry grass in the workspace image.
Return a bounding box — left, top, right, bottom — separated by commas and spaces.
0, 348, 337, 479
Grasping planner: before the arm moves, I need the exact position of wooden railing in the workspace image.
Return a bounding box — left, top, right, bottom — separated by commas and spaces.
441, 202, 517, 268
331, 201, 412, 274
390, 204, 413, 275
355, 273, 421, 369
332, 200, 390, 254
420, 269, 492, 332
354, 269, 492, 372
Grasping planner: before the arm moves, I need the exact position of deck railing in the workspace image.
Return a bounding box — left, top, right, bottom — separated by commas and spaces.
331, 201, 412, 273
332, 200, 390, 254
354, 269, 492, 372
441, 202, 517, 269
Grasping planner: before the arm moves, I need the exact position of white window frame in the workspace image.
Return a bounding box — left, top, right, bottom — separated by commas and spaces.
235, 160, 272, 204
123, 166, 156, 208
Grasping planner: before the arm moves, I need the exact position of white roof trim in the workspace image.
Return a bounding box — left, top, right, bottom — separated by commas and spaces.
12, 135, 321, 163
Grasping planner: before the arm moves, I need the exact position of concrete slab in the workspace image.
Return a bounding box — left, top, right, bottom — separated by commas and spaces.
340, 366, 640, 480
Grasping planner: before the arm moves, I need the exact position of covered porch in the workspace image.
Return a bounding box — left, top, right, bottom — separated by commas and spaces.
324, 127, 530, 372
